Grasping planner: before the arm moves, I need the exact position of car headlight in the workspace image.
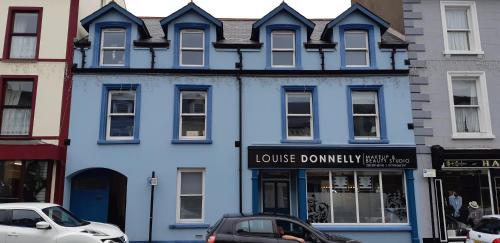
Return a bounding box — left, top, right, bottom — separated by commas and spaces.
81, 229, 109, 237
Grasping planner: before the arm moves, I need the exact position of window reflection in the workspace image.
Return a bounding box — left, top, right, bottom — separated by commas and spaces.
0, 161, 50, 203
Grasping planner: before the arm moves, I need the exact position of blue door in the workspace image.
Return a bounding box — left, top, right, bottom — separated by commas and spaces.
70, 174, 110, 223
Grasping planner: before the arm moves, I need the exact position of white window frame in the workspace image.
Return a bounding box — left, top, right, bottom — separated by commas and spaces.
180, 29, 205, 67
176, 169, 205, 223
352, 91, 380, 140
440, 1, 483, 55
271, 31, 295, 68
179, 91, 207, 140
106, 90, 136, 140
285, 92, 313, 140
100, 29, 126, 67
447, 71, 494, 139
344, 30, 370, 68
308, 170, 409, 226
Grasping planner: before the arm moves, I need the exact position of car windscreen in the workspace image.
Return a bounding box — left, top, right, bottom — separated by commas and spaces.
473, 217, 500, 234
42, 206, 89, 227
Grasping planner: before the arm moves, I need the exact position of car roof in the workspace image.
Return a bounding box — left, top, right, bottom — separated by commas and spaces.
0, 202, 59, 210
222, 213, 306, 222
483, 215, 500, 220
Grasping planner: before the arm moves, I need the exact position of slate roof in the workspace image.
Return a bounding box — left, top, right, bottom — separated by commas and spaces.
77, 17, 407, 48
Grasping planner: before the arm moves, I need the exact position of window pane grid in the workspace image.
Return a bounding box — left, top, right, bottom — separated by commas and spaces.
179, 91, 207, 139
180, 30, 204, 66
272, 31, 295, 67
352, 91, 380, 138
178, 170, 204, 222
9, 12, 39, 59
286, 92, 312, 139
100, 29, 126, 66
106, 90, 135, 139
307, 170, 408, 224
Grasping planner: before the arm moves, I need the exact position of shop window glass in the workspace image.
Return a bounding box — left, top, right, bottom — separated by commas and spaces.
474, 217, 500, 235
383, 172, 408, 223
307, 172, 331, 223
0, 161, 50, 203
358, 171, 382, 223
307, 171, 408, 224
440, 170, 492, 238
331, 171, 357, 223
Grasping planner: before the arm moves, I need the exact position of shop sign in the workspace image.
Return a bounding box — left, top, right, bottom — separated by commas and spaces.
248, 146, 417, 169
443, 159, 500, 168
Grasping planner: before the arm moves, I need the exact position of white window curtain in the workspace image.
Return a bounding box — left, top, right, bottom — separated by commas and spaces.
10, 36, 36, 59
446, 9, 470, 51
1, 83, 32, 135
453, 80, 480, 133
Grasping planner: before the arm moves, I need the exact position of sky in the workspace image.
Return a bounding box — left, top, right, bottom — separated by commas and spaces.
125, 0, 351, 19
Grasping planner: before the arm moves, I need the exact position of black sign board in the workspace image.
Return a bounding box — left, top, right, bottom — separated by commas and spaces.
443, 159, 500, 168
248, 146, 417, 169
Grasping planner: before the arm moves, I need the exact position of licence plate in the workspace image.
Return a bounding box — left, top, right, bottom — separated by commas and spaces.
474, 240, 483, 243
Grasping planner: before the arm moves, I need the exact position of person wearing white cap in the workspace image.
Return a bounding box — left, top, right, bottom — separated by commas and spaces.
467, 201, 483, 227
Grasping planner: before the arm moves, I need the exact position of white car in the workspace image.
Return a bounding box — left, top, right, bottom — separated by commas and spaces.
467, 215, 500, 243
0, 203, 128, 243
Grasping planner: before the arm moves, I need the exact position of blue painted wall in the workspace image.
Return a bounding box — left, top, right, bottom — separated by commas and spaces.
67, 3, 415, 243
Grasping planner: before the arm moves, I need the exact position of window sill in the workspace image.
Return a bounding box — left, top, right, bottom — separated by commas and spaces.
174, 65, 209, 69
341, 66, 375, 70
443, 51, 484, 57
266, 66, 303, 70
452, 133, 495, 140
169, 223, 209, 229
349, 139, 389, 144
313, 224, 411, 232
97, 139, 140, 145
1, 58, 38, 63
172, 139, 213, 144
281, 139, 321, 144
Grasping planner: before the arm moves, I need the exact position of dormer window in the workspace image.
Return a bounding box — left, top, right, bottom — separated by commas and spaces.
271, 31, 295, 67
344, 30, 369, 67
180, 29, 204, 67
100, 29, 126, 66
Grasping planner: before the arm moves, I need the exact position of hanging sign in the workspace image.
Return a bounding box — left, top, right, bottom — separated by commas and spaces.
248, 146, 417, 169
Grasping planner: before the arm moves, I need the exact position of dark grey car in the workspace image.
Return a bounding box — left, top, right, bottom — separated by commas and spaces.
206, 214, 360, 243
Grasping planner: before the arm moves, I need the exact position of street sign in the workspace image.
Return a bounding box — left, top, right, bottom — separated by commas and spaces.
150, 177, 158, 186
423, 169, 436, 178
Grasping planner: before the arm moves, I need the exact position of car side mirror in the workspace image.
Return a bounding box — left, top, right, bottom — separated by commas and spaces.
36, 221, 51, 230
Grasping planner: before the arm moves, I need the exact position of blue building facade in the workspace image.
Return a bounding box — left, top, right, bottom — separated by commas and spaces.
67, 2, 418, 243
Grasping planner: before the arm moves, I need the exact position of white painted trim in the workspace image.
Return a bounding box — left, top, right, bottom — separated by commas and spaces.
285, 92, 313, 140
488, 170, 495, 215
440, 1, 483, 55
352, 91, 380, 140
344, 30, 370, 68
176, 168, 205, 223
180, 29, 205, 67
179, 91, 207, 140
100, 29, 126, 66
271, 30, 295, 68
447, 71, 494, 139
106, 90, 136, 140
378, 171, 385, 223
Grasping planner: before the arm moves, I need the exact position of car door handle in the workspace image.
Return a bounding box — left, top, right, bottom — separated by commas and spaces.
7, 232, 19, 237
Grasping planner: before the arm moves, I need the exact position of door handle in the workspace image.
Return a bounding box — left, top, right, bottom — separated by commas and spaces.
7, 232, 19, 237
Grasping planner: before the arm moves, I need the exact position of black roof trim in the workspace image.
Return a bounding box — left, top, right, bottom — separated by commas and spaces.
379, 42, 409, 49
212, 42, 263, 49
73, 68, 409, 76
74, 40, 91, 48
133, 40, 170, 48
304, 42, 337, 49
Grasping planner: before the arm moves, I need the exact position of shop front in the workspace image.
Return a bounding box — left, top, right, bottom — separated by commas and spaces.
249, 145, 419, 243
431, 146, 500, 242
